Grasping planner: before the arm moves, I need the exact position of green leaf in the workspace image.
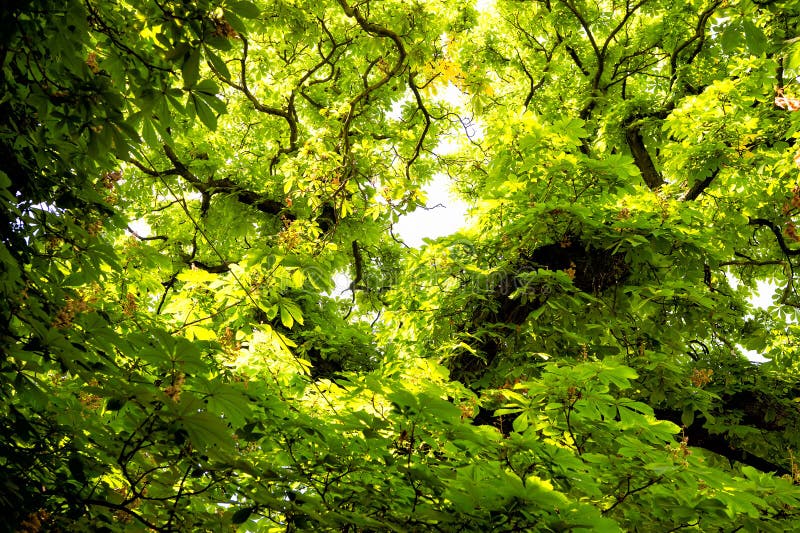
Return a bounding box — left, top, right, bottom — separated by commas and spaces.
742, 19, 768, 55
224, 12, 248, 35
388, 389, 418, 412
192, 93, 218, 130
279, 304, 294, 328
205, 383, 252, 428
197, 90, 227, 115
681, 405, 695, 427
720, 22, 741, 53
512, 411, 529, 432
165, 42, 191, 61
182, 48, 201, 88
279, 299, 304, 327
788, 43, 800, 71
205, 47, 232, 80
231, 507, 254, 524
229, 1, 261, 19
105, 398, 126, 411
180, 410, 234, 460
195, 79, 220, 96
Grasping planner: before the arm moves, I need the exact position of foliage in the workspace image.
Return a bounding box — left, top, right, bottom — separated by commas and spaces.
3, 0, 800, 531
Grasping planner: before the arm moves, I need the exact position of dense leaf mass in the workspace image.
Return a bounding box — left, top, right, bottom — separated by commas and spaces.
4, 0, 800, 530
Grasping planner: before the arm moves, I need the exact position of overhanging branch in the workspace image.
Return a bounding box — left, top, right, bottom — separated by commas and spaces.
749, 218, 800, 256
128, 146, 292, 219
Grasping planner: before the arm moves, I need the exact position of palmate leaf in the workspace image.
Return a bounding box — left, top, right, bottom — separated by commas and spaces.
279, 299, 304, 328
174, 395, 235, 460
202, 380, 253, 428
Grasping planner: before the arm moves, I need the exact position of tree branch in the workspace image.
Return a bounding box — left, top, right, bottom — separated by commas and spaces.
654, 409, 792, 476
669, 1, 723, 90
207, 35, 298, 167
158, 145, 291, 218
625, 122, 664, 190
682, 168, 718, 201
336, 0, 407, 173
749, 218, 800, 256
189, 260, 230, 273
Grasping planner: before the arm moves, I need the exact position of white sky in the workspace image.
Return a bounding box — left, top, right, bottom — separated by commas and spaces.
393, 174, 470, 247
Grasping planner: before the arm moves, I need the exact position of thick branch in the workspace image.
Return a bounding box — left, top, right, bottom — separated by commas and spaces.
683, 169, 718, 201
654, 410, 791, 476
349, 240, 364, 291
189, 260, 230, 273
559, 0, 600, 64
561, 38, 590, 76
749, 218, 800, 256
162, 144, 201, 185
719, 258, 787, 267
157, 146, 291, 218
625, 123, 664, 190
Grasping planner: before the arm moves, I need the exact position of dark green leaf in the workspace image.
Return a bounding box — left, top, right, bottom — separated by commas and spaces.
205, 48, 232, 80
165, 42, 191, 61
742, 19, 768, 55
231, 507, 254, 524
229, 1, 261, 19
105, 398, 125, 411
182, 48, 201, 88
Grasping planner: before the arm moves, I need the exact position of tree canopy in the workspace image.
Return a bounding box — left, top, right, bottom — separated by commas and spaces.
4, 0, 800, 530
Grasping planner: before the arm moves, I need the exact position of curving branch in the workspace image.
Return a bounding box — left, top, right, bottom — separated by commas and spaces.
516, 47, 554, 110
127, 226, 168, 241
669, 1, 723, 91
749, 218, 800, 256
746, 218, 800, 307
336, 0, 407, 172
559, 0, 601, 65
406, 73, 432, 179
206, 35, 298, 168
